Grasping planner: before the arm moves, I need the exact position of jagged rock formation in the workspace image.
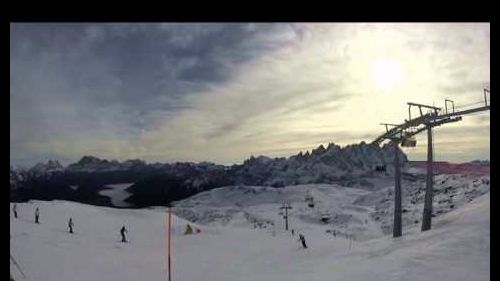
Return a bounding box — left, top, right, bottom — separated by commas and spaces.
231, 141, 406, 187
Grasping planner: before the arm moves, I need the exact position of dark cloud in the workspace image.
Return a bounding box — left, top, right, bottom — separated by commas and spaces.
10, 23, 300, 164
10, 23, 489, 166
11, 23, 297, 107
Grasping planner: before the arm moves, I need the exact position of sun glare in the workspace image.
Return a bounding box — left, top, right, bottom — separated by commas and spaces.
371, 57, 405, 90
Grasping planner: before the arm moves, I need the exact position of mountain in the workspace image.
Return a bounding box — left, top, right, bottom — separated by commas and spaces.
10, 141, 407, 208
66, 156, 149, 172
232, 141, 405, 187
29, 160, 64, 174
470, 159, 490, 166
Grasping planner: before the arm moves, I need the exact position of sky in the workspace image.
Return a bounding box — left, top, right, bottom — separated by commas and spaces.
10, 23, 490, 167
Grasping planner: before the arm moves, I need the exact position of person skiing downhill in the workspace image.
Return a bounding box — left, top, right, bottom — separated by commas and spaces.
291, 229, 295, 236
298, 234, 308, 249
120, 225, 128, 243
13, 204, 17, 219
68, 217, 74, 234
35, 208, 40, 224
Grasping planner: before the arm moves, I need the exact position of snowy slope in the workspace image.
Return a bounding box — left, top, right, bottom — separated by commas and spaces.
10, 200, 200, 281
10, 188, 489, 281
174, 172, 490, 237
173, 183, 387, 240
354, 174, 490, 234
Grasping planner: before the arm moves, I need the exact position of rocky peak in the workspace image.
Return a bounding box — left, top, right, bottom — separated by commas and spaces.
30, 160, 64, 173
78, 156, 107, 165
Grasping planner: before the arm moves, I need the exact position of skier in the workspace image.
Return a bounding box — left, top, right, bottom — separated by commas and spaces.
120, 225, 128, 243
13, 204, 18, 219
35, 207, 40, 224
298, 234, 308, 249
291, 229, 295, 236
68, 217, 74, 234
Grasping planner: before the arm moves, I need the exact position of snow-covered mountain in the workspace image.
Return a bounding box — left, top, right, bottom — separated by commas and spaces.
353, 173, 490, 234
29, 160, 64, 174
10, 141, 407, 207
15, 141, 405, 178
470, 159, 490, 166
9, 145, 490, 281
232, 141, 406, 187
66, 156, 149, 172
172, 172, 490, 238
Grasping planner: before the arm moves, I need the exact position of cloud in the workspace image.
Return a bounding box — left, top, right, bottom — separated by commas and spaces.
10, 23, 490, 166
10, 23, 300, 164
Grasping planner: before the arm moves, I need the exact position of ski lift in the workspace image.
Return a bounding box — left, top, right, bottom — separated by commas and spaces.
320, 214, 330, 224
401, 130, 417, 147
305, 191, 315, 208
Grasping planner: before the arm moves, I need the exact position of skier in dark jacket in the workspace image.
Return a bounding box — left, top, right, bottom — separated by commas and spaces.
68, 217, 74, 234
298, 234, 308, 249
35, 208, 40, 224
120, 225, 128, 243
13, 204, 18, 219
291, 229, 295, 236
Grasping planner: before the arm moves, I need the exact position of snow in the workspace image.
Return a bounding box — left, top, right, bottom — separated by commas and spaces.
10, 182, 489, 281
98, 183, 134, 207
174, 184, 386, 240
404, 166, 426, 174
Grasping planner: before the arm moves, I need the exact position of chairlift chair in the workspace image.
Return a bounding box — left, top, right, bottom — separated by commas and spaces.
320, 212, 330, 224
305, 194, 315, 208
401, 130, 417, 147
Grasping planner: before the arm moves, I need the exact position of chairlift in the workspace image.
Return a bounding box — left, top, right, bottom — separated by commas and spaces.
305, 193, 315, 208
320, 214, 330, 224
401, 131, 417, 147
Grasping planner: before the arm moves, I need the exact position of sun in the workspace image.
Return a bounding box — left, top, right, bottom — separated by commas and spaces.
371, 57, 405, 90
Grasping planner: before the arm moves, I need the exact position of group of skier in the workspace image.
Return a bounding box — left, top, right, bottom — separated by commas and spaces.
13, 204, 39, 224
12, 204, 129, 242
13, 203, 313, 248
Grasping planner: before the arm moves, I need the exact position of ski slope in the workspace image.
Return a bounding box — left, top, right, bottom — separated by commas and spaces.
174, 184, 387, 240
10, 190, 489, 281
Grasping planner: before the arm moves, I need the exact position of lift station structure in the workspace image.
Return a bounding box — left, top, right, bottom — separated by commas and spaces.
372, 88, 490, 238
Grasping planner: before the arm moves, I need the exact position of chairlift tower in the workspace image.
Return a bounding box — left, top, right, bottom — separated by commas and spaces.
391, 135, 403, 238
280, 203, 292, 231
373, 88, 490, 237
305, 191, 315, 208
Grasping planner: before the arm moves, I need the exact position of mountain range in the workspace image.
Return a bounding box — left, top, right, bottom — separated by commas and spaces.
11, 141, 406, 207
